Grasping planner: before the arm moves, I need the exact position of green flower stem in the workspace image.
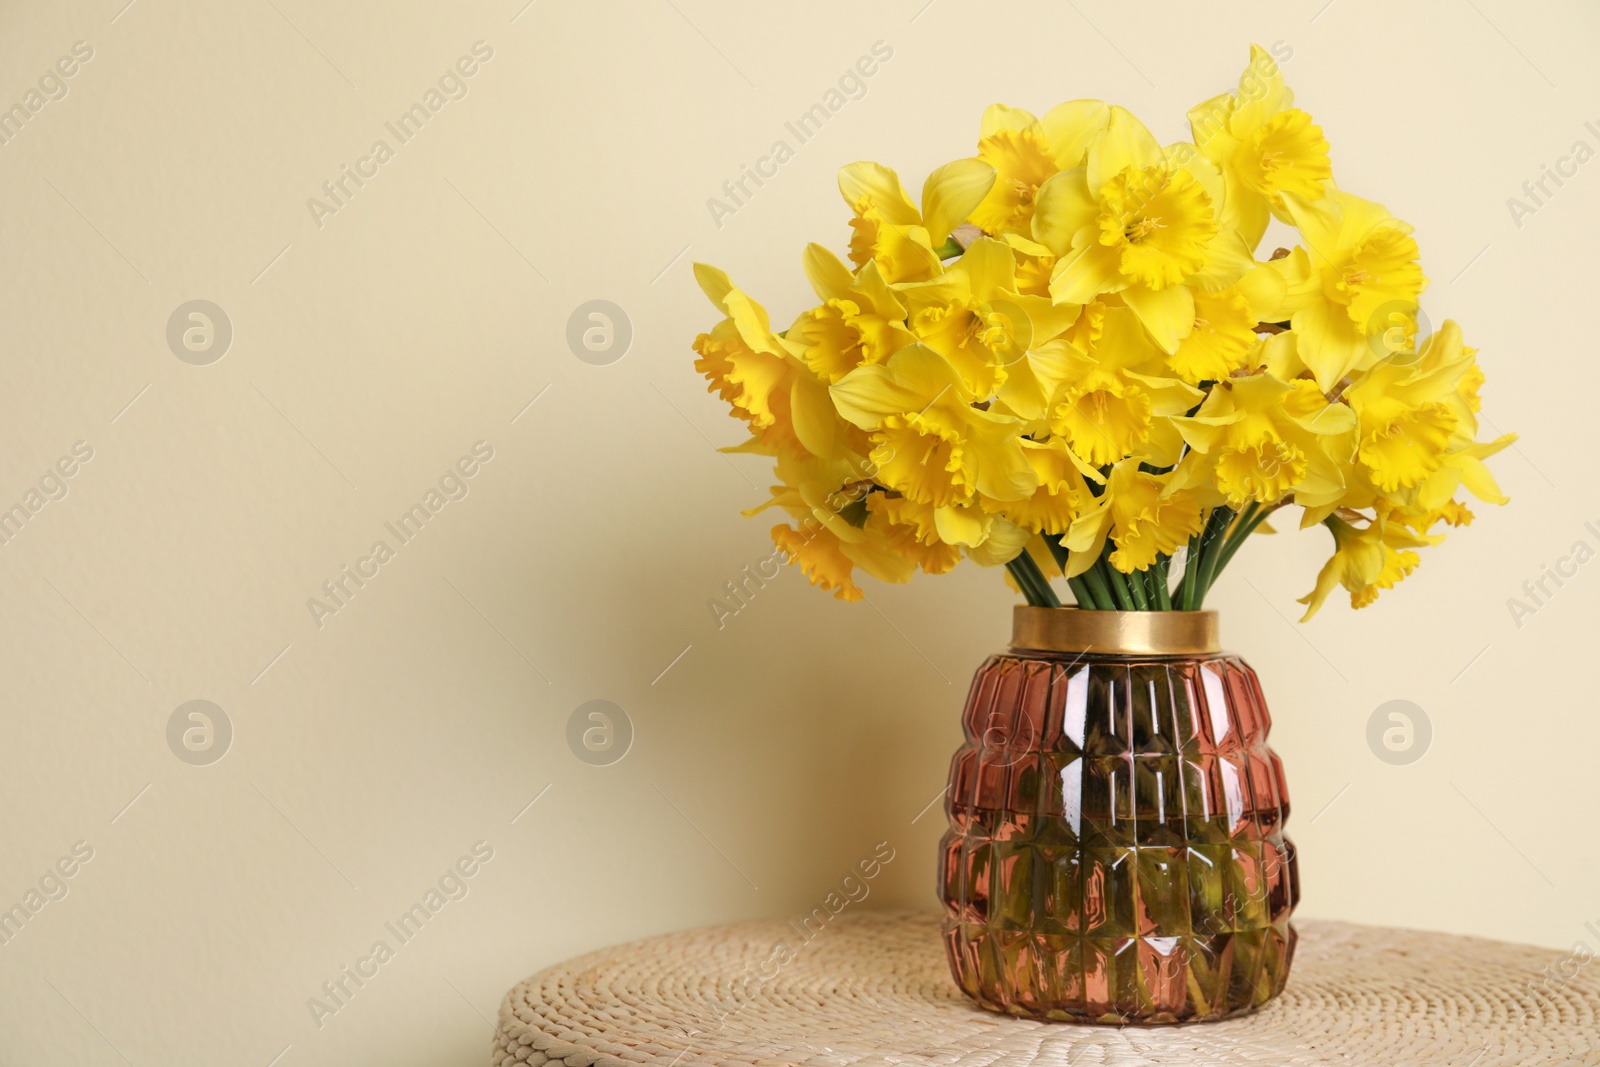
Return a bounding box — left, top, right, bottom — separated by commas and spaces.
1211, 505, 1256, 570
1126, 564, 1150, 609
1192, 506, 1236, 609
935, 237, 964, 259
1031, 557, 1064, 608
1007, 551, 1061, 608
1021, 559, 1052, 607
1099, 560, 1136, 610
1180, 509, 1222, 610
1153, 556, 1173, 611
1047, 531, 1115, 611
1203, 503, 1274, 598
1080, 564, 1118, 611
1043, 533, 1072, 574
1178, 532, 1205, 610
1224, 502, 1261, 551
1004, 558, 1041, 606
1217, 511, 1269, 571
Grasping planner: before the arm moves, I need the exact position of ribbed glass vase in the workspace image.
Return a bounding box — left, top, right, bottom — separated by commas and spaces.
938, 607, 1298, 1024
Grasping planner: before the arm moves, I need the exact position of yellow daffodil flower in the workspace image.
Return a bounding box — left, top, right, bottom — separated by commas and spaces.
743, 449, 878, 547
1189, 44, 1333, 247
749, 450, 920, 602
1404, 323, 1518, 518
1029, 108, 1260, 354
963, 514, 1034, 566
829, 343, 1038, 510
897, 238, 1032, 398
927, 501, 1032, 566
770, 523, 864, 601
1166, 264, 1288, 383
1064, 460, 1206, 576
1414, 436, 1515, 516
789, 244, 915, 384
1166, 287, 1256, 383
694, 66, 1512, 615
867, 495, 962, 575
979, 437, 1099, 536
1344, 321, 1476, 494
692, 263, 817, 457
839, 159, 996, 283
1298, 510, 1441, 620
969, 101, 1111, 236
1274, 187, 1428, 390
1172, 373, 1356, 508
894, 236, 1082, 410
768, 510, 917, 601
1045, 301, 1202, 467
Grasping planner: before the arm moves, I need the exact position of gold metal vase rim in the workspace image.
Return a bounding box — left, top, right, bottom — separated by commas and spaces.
1011, 605, 1221, 655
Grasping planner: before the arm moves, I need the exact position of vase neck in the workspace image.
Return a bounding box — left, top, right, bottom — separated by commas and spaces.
1011, 606, 1220, 655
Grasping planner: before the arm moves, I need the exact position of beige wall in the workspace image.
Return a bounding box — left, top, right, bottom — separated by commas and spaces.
2, 0, 1597, 1063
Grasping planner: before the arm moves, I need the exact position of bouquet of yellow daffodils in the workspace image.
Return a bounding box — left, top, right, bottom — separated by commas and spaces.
691, 45, 1513, 619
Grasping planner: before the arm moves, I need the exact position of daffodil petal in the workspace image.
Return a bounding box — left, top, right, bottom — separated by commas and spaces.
838, 161, 920, 225
979, 103, 1038, 138
1187, 228, 1257, 293
801, 243, 855, 302
1038, 99, 1111, 169
788, 371, 837, 458
694, 262, 734, 309
957, 237, 1017, 300
829, 343, 966, 428
966, 516, 1031, 566
1291, 298, 1365, 391
1124, 284, 1196, 353
922, 158, 997, 244
934, 503, 990, 546
1031, 167, 1096, 257
1088, 106, 1163, 192
1050, 241, 1125, 304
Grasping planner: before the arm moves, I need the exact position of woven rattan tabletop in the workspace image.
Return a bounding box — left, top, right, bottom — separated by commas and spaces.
494, 910, 1599, 1067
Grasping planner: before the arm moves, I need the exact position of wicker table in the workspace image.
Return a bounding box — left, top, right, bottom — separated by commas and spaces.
495, 910, 1599, 1067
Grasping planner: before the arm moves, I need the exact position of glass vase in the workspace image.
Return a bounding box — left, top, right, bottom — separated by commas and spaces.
938, 607, 1298, 1024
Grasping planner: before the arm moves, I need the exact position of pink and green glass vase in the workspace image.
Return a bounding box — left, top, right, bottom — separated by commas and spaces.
939, 607, 1298, 1024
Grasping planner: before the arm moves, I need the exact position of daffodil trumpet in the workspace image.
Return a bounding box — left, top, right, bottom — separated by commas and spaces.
691, 45, 1512, 620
